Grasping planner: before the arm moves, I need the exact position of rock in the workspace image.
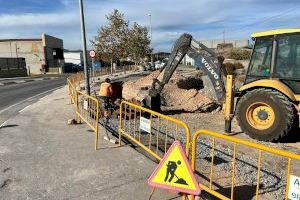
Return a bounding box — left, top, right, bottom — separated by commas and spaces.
67, 119, 77, 125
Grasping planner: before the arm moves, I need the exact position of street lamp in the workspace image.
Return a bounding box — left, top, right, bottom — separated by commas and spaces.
79, 0, 90, 95
148, 14, 153, 66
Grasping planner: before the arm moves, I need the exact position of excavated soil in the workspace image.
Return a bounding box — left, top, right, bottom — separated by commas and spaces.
122, 70, 220, 112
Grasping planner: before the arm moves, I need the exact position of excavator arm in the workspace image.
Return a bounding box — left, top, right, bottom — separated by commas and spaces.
148, 33, 226, 108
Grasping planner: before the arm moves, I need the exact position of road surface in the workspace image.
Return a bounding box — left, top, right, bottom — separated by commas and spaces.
0, 76, 67, 126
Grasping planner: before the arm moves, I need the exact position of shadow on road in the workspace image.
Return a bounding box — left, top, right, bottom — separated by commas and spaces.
0, 124, 18, 129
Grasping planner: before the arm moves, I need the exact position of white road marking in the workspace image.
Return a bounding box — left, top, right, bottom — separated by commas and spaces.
0, 119, 9, 128
19, 105, 32, 113
0, 86, 63, 115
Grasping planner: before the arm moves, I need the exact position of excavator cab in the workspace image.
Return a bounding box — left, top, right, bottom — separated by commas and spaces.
233, 29, 300, 141
245, 30, 300, 89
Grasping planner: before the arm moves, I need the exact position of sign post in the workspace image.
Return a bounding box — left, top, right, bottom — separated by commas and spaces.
89, 50, 96, 84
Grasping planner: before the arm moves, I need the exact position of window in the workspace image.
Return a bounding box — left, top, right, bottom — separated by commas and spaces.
274, 34, 300, 79
248, 38, 272, 77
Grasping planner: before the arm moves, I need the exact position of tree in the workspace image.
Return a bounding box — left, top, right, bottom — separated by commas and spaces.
127, 22, 151, 65
91, 9, 152, 70
91, 9, 129, 72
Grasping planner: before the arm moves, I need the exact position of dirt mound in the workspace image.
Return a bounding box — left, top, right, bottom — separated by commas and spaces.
122, 70, 220, 112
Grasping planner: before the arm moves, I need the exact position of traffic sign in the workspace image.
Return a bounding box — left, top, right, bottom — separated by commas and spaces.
148, 141, 201, 195
89, 50, 96, 58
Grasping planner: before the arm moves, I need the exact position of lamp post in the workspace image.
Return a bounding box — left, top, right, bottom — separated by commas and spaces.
79, 0, 90, 95
148, 14, 153, 66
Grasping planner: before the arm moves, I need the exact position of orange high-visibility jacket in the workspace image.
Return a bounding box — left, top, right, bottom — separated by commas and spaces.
99, 82, 113, 97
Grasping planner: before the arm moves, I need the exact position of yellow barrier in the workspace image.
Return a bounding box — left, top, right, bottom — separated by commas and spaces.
67, 79, 77, 104
68, 72, 84, 90
191, 129, 300, 200
75, 90, 100, 150
118, 100, 191, 161
67, 75, 100, 150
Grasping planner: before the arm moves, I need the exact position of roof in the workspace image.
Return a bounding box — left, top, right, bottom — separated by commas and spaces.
251, 29, 300, 38
0, 38, 42, 42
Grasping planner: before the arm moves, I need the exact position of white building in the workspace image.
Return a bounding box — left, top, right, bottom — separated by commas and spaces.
64, 50, 83, 66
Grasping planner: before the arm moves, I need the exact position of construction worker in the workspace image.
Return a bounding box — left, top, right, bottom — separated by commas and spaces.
99, 78, 113, 117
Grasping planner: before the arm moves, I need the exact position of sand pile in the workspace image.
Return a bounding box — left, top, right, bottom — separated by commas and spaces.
122, 70, 220, 112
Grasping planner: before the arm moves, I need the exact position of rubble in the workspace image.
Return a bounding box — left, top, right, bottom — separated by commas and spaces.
122, 70, 220, 113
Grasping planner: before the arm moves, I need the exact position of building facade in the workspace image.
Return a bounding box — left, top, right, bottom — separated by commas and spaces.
0, 34, 64, 75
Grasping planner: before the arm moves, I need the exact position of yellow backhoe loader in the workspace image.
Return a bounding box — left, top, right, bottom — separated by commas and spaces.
145, 29, 300, 141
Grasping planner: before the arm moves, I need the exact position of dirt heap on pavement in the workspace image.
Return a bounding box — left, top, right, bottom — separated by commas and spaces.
122, 70, 220, 112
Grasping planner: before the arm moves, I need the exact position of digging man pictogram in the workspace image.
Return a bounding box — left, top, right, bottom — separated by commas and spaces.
164, 160, 188, 185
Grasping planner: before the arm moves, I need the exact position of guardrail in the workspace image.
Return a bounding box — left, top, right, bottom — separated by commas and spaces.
118, 100, 191, 161
191, 129, 300, 200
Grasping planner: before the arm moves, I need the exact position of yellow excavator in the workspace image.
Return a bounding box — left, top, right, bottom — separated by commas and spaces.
145, 29, 300, 141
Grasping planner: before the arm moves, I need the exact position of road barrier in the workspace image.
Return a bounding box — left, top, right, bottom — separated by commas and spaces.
191, 129, 300, 200
67, 74, 100, 150
75, 90, 100, 150
118, 100, 191, 161
68, 72, 84, 90
67, 79, 77, 104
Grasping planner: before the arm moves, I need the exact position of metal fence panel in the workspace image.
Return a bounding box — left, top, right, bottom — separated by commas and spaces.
191, 129, 300, 200
118, 101, 191, 161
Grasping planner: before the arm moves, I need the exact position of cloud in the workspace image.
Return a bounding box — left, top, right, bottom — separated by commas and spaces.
0, 0, 300, 51
0, 13, 78, 28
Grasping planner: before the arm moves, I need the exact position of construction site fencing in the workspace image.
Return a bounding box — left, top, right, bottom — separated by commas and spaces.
75, 90, 100, 150
67, 75, 100, 150
67, 78, 77, 105
68, 72, 84, 90
191, 129, 300, 200
118, 100, 191, 161
92, 65, 137, 77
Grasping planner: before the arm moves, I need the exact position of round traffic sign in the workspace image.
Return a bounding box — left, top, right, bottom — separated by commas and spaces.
89, 50, 96, 58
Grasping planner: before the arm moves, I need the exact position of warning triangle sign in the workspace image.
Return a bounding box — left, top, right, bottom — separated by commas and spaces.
148, 141, 201, 195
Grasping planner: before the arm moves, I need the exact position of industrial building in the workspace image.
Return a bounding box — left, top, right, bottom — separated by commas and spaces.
0, 34, 64, 76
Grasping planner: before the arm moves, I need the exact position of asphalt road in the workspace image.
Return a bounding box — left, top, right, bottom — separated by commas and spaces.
0, 76, 67, 125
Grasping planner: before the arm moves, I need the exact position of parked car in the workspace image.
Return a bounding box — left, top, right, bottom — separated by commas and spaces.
154, 61, 162, 70
160, 58, 169, 68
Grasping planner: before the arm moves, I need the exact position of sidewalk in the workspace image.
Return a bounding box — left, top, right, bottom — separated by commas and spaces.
0, 86, 180, 200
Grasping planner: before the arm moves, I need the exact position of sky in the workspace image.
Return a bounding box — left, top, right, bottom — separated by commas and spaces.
0, 0, 299, 52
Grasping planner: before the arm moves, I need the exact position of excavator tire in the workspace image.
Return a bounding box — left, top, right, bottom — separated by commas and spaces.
236, 88, 294, 141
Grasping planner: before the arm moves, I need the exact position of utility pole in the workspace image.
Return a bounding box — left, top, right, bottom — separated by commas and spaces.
223, 30, 225, 44
79, 0, 90, 95
148, 14, 153, 66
